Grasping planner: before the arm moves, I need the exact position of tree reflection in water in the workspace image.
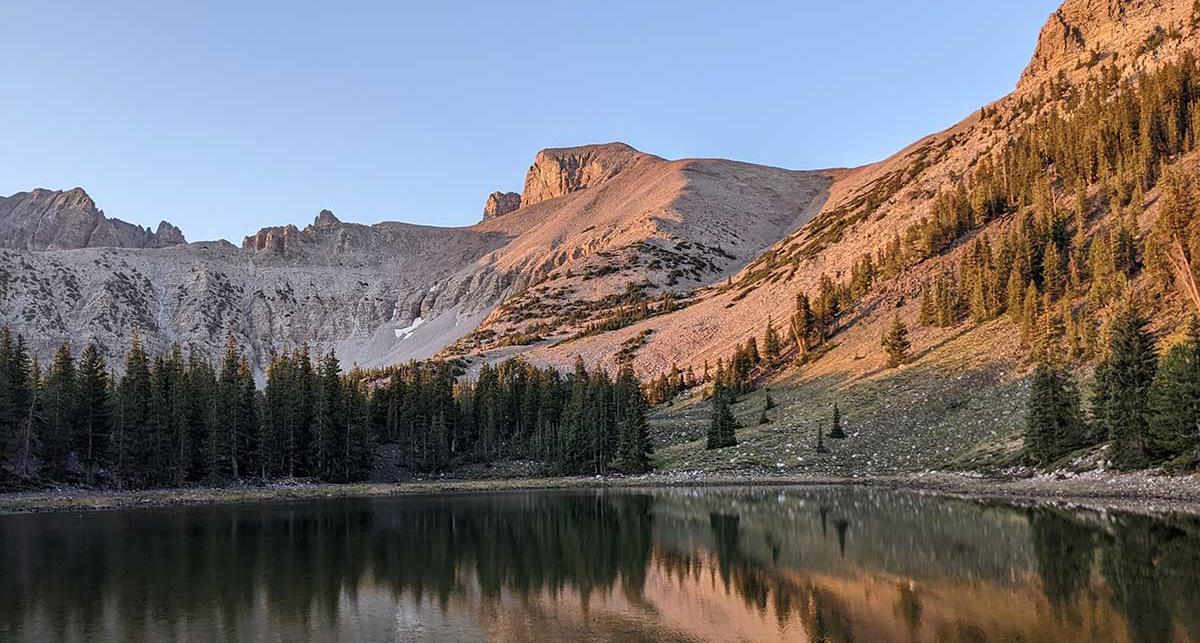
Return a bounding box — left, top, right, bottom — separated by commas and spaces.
2, 488, 1200, 642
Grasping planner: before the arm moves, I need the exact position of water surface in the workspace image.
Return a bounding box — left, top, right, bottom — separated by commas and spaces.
2, 487, 1199, 642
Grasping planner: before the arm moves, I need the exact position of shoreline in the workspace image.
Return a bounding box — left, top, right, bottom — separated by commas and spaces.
2, 470, 1200, 516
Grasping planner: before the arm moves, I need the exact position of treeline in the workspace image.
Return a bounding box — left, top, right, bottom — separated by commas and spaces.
371, 356, 651, 476
1025, 305, 1200, 471
0, 330, 653, 489
0, 331, 373, 488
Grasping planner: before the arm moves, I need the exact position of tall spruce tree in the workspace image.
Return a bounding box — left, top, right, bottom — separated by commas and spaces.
614, 364, 652, 473
0, 327, 32, 475
1147, 316, 1200, 463
76, 343, 111, 484
312, 350, 343, 480
114, 332, 153, 488
40, 341, 77, 479
1096, 303, 1158, 470
1025, 361, 1087, 468
706, 381, 737, 449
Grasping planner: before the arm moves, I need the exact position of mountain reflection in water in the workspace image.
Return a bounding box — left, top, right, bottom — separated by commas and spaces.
2, 487, 1199, 642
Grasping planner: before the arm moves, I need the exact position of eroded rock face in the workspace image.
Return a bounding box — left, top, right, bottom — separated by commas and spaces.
0, 188, 186, 250
483, 191, 521, 218
520, 143, 649, 207
1019, 0, 1198, 91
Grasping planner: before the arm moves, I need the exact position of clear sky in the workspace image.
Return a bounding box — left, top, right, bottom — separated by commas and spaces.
1, 1, 1061, 243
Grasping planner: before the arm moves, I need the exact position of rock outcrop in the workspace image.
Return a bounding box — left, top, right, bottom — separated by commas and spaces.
483, 191, 521, 218
520, 143, 650, 207
0, 188, 186, 251
1019, 0, 1199, 92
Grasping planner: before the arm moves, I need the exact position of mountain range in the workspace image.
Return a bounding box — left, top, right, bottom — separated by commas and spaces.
4, 0, 1199, 473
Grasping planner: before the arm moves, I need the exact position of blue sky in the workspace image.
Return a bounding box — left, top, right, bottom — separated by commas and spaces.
1, 1, 1060, 242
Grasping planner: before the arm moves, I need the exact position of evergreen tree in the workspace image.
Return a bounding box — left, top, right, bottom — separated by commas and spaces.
76, 343, 111, 484
0, 327, 32, 475
762, 317, 781, 363
882, 315, 912, 368
828, 402, 846, 439
312, 350, 343, 480
39, 341, 77, 479
706, 381, 737, 449
790, 292, 815, 355
614, 364, 652, 473
561, 358, 590, 472
1025, 361, 1087, 468
114, 332, 153, 488
1096, 303, 1158, 470
1147, 316, 1200, 462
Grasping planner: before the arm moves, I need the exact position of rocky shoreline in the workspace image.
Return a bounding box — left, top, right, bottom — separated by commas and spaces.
2, 470, 1199, 516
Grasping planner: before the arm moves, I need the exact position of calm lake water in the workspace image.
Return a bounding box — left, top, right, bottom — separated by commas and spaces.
2, 487, 1198, 643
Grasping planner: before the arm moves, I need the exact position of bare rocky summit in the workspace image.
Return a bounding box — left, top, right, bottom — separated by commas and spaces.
0, 188, 184, 251
520, 142, 649, 208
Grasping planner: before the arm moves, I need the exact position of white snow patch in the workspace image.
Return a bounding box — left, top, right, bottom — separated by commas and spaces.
394, 317, 425, 340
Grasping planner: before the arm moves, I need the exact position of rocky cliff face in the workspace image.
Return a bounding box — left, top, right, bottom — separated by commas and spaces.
483, 192, 521, 219
519, 143, 650, 207
0, 188, 185, 251
1019, 0, 1199, 91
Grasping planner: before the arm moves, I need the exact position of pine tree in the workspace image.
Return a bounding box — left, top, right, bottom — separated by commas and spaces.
1043, 241, 1065, 301
76, 343, 111, 484
1097, 303, 1158, 470
114, 332, 153, 488
919, 284, 936, 326
791, 292, 815, 355
312, 350, 343, 480
614, 364, 652, 473
881, 315, 911, 368
1025, 361, 1087, 468
561, 357, 590, 473
0, 327, 32, 475
828, 402, 846, 439
762, 317, 781, 363
706, 381, 737, 449
1147, 316, 1200, 463
40, 341, 77, 479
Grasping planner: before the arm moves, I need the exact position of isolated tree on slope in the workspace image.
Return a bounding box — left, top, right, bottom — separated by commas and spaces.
882, 315, 912, 368
828, 403, 846, 439
707, 381, 737, 449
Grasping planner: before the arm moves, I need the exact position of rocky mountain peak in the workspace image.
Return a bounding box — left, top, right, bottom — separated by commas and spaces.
0, 187, 185, 251
1019, 0, 1199, 92
483, 191, 521, 219
520, 142, 650, 208
155, 221, 187, 246
313, 209, 341, 227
